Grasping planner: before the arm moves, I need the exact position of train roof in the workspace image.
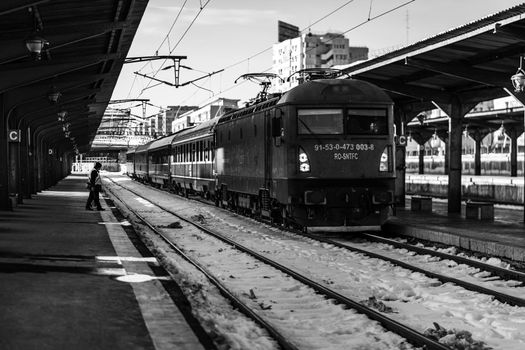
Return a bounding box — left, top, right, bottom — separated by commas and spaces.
171, 118, 219, 145
148, 133, 178, 151
135, 140, 153, 154
218, 97, 280, 124
277, 79, 393, 105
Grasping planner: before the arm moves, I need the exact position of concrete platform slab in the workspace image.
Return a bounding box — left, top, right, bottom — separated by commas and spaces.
0, 175, 207, 350
385, 197, 525, 263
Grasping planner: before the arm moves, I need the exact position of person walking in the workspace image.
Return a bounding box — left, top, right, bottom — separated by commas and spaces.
85, 162, 105, 211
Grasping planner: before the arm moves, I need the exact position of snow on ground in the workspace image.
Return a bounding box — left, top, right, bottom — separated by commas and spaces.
104, 174, 525, 350
329, 239, 525, 297
104, 180, 280, 350
160, 226, 416, 350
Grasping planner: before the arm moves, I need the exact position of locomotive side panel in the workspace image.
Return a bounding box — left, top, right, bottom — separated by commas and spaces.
215, 112, 266, 195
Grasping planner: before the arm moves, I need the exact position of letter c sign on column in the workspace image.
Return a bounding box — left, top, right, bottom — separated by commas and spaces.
8, 129, 21, 143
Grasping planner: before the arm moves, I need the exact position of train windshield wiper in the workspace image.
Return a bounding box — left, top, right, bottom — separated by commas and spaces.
298, 118, 315, 135
298, 117, 324, 145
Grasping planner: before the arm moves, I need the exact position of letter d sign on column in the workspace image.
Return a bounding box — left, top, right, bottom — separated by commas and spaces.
8, 129, 21, 143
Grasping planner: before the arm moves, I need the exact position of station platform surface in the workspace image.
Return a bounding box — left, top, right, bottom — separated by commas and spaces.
386, 197, 525, 263
0, 175, 207, 350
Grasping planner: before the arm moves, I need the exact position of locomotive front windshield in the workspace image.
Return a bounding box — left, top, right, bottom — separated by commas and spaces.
297, 109, 343, 135
297, 108, 388, 135
347, 109, 388, 135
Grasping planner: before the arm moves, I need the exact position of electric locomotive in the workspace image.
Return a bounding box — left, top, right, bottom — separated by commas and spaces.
214, 77, 395, 231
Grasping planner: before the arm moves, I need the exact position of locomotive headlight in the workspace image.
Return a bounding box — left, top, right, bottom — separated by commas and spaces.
299, 152, 308, 163
298, 147, 311, 173
379, 146, 392, 172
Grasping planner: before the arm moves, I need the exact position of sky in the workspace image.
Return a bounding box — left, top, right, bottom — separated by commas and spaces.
110, 0, 525, 117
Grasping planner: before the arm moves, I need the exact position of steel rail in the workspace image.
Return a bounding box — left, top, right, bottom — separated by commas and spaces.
103, 178, 300, 350
106, 177, 452, 350
362, 232, 525, 282
301, 233, 525, 307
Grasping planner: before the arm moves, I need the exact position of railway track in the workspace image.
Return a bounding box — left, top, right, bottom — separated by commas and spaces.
359, 233, 525, 282
193, 186, 525, 307
104, 176, 452, 350
302, 232, 525, 307
104, 174, 525, 349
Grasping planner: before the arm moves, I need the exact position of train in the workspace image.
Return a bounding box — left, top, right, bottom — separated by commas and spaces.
126, 78, 396, 232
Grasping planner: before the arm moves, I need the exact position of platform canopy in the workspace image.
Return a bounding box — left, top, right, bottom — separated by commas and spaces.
0, 0, 148, 153
339, 3, 525, 136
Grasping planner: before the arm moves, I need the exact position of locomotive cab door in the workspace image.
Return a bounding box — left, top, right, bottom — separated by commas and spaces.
260, 109, 277, 217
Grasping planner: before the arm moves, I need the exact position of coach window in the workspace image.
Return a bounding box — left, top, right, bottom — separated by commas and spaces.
195, 141, 201, 162
228, 130, 231, 142
346, 109, 388, 135
254, 124, 257, 137
196, 142, 200, 161
240, 128, 243, 140
195, 142, 198, 162
297, 109, 343, 135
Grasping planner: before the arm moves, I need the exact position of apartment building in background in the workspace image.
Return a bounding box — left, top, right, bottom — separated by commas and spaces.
171, 98, 239, 133
272, 21, 368, 92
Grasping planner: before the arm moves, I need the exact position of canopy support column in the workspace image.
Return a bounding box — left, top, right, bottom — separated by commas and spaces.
434, 100, 476, 213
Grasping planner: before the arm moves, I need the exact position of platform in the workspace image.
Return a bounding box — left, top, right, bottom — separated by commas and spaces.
386, 197, 525, 263
0, 175, 207, 350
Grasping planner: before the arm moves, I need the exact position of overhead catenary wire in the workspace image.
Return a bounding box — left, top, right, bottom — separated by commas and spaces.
138, 0, 213, 95
131, 0, 416, 110
134, 0, 361, 98
193, 0, 416, 107
223, 0, 357, 72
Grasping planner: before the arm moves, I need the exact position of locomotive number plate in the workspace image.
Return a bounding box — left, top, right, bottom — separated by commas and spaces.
313, 143, 375, 152
313, 143, 376, 161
